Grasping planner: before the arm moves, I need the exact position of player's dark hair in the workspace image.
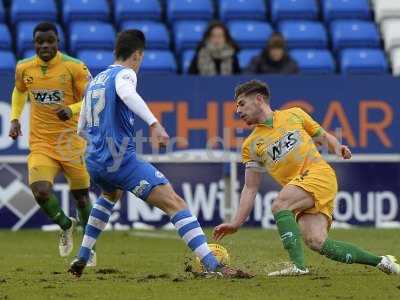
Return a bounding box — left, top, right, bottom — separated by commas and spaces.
234, 80, 270, 102
33, 22, 58, 37
115, 29, 146, 61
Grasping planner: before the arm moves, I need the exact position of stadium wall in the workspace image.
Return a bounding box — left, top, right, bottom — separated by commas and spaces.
0, 73, 399, 229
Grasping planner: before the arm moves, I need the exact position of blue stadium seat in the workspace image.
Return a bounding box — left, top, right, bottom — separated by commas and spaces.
69, 22, 115, 53
174, 21, 208, 53
340, 49, 388, 74
0, 24, 12, 50
120, 21, 170, 49
322, 0, 371, 22
271, 0, 318, 22
228, 21, 273, 49
11, 0, 57, 24
0, 0, 5, 22
219, 0, 267, 21
167, 0, 213, 22
331, 20, 380, 51
77, 50, 113, 75
0, 51, 16, 73
238, 49, 261, 69
279, 21, 328, 49
141, 50, 177, 74
181, 50, 195, 73
290, 49, 335, 74
114, 0, 161, 24
63, 0, 109, 23
17, 22, 65, 56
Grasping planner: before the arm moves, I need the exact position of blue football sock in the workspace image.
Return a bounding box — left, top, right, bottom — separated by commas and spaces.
78, 196, 115, 262
171, 209, 219, 272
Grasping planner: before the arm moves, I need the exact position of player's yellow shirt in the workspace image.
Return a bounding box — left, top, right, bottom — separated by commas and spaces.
242, 107, 333, 186
15, 52, 90, 161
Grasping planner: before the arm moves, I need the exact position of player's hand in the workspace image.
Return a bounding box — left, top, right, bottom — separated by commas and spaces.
150, 122, 169, 148
339, 145, 352, 159
55, 107, 73, 121
213, 223, 239, 241
9, 119, 22, 140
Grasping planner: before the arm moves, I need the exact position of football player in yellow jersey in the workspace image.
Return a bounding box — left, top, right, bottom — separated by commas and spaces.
8, 22, 95, 265
214, 80, 400, 276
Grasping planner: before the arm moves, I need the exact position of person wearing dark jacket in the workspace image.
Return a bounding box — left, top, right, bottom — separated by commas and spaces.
189, 21, 240, 75
247, 32, 298, 74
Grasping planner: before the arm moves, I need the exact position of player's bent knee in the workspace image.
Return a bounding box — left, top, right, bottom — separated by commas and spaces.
272, 191, 295, 214
304, 235, 326, 252
71, 189, 90, 208
75, 197, 89, 208
31, 182, 52, 203
271, 199, 290, 214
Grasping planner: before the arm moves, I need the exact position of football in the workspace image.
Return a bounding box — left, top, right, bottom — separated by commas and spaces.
193, 244, 230, 273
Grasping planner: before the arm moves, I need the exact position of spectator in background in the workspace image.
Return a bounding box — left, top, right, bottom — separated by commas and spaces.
189, 21, 240, 75
247, 32, 298, 74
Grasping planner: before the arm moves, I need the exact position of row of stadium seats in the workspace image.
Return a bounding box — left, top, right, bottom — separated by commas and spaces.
3, 0, 374, 24
0, 47, 388, 76
0, 19, 382, 55
0, 0, 394, 75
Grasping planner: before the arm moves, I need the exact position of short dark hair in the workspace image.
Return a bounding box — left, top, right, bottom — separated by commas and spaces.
115, 30, 146, 60
33, 22, 58, 38
234, 80, 270, 102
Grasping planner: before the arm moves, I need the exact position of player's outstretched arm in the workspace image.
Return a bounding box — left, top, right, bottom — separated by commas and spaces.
9, 87, 27, 140
213, 167, 262, 241
298, 107, 351, 159
314, 131, 352, 159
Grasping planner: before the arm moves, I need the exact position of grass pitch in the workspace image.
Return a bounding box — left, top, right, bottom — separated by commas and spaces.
0, 228, 399, 300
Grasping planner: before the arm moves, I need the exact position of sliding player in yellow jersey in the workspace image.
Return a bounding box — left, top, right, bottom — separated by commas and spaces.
8, 22, 95, 265
214, 80, 399, 276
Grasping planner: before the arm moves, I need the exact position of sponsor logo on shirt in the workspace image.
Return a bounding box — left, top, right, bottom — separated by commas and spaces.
31, 89, 64, 104
267, 130, 300, 162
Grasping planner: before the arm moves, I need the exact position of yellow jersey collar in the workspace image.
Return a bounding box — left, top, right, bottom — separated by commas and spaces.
36, 51, 61, 66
